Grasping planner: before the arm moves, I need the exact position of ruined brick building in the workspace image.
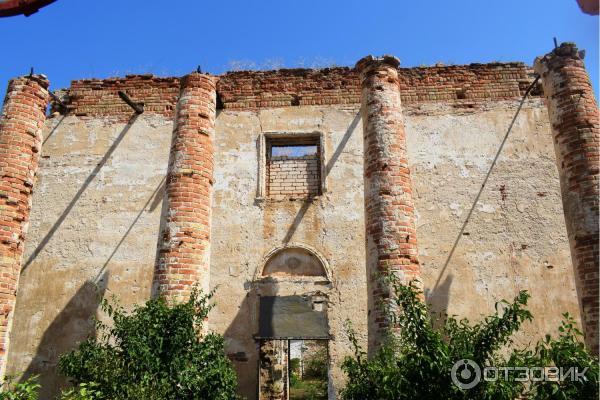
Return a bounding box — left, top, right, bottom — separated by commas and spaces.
0, 42, 597, 399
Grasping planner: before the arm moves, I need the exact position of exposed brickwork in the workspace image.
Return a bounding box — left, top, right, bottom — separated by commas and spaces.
217, 63, 537, 109
356, 56, 421, 353
0, 75, 48, 380
154, 73, 216, 302
267, 156, 320, 199
398, 63, 534, 102
535, 43, 599, 355
51, 63, 540, 116
60, 75, 180, 120
217, 68, 360, 109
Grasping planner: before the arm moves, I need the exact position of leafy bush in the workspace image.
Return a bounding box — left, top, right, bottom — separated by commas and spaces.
341, 277, 598, 400
290, 358, 301, 386
517, 314, 598, 399
59, 383, 101, 400
0, 376, 39, 400
304, 348, 328, 381
58, 289, 238, 399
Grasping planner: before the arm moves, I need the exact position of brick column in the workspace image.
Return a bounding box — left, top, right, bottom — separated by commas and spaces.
356, 56, 421, 353
534, 43, 599, 355
154, 73, 216, 302
0, 75, 49, 379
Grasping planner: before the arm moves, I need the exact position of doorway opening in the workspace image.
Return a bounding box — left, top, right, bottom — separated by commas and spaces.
257, 294, 330, 400
256, 246, 331, 400
289, 339, 328, 400
258, 339, 328, 400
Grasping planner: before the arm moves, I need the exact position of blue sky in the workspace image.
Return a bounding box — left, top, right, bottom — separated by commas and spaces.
0, 0, 598, 98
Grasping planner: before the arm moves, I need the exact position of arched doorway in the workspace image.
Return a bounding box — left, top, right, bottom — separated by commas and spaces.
255, 245, 331, 400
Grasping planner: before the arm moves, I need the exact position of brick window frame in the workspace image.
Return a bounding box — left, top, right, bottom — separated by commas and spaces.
257, 132, 326, 201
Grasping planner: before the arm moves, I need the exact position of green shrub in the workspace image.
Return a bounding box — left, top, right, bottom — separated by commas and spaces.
340, 277, 598, 400
0, 376, 39, 400
59, 382, 101, 400
516, 314, 599, 399
290, 358, 301, 385
58, 289, 238, 400
304, 348, 328, 381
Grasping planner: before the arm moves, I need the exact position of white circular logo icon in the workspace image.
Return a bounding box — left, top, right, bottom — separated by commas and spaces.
451, 359, 481, 390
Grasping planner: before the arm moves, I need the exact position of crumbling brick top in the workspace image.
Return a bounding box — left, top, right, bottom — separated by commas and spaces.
60, 74, 180, 118
218, 67, 360, 109
50, 62, 540, 118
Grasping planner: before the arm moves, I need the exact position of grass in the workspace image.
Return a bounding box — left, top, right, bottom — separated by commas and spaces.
289, 378, 327, 400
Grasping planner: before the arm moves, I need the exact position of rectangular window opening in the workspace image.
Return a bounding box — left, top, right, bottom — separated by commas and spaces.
266, 137, 322, 199
271, 145, 318, 158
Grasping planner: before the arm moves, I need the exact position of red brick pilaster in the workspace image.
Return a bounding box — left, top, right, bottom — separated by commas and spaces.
154, 73, 216, 302
0, 75, 49, 379
356, 56, 421, 353
535, 43, 599, 355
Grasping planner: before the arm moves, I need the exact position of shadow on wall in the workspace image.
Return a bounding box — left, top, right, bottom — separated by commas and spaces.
282, 112, 361, 246
15, 112, 162, 399
426, 273, 453, 330
282, 201, 312, 245
18, 168, 165, 399
42, 115, 66, 146
151, 169, 170, 299
223, 289, 260, 400
220, 112, 361, 399
21, 272, 108, 399
22, 113, 140, 274
93, 175, 165, 284
324, 112, 360, 178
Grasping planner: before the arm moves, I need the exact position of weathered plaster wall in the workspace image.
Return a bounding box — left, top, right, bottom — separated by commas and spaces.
404, 99, 581, 344
209, 98, 580, 399
5, 94, 581, 399
7, 114, 172, 398
210, 105, 368, 399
